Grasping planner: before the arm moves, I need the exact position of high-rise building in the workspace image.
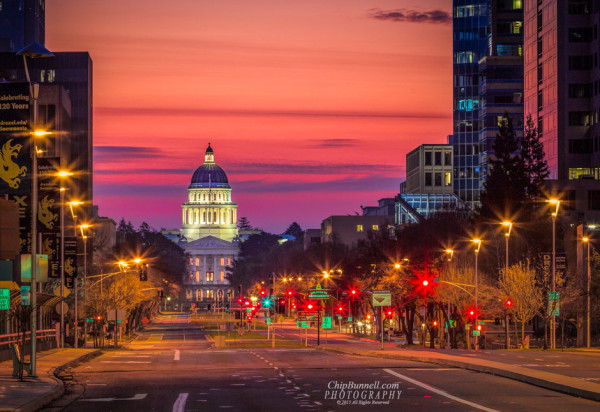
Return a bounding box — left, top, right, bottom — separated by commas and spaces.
523, 0, 600, 219
452, 1, 524, 207
452, 0, 491, 207
0, 0, 45, 52
524, 0, 600, 181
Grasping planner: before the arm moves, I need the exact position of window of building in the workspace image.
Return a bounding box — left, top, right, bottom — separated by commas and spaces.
538, 63, 543, 83
537, 38, 542, 57
195, 257, 200, 266
425, 152, 432, 165
445, 172, 452, 186
195, 271, 200, 282
568, 111, 591, 126
444, 151, 452, 165
372, 225, 379, 231
434, 152, 442, 165
589, 190, 600, 210
569, 55, 593, 70
197, 290, 203, 301
569, 28, 593, 42
537, 11, 542, 32
206, 271, 214, 282
356, 225, 363, 232
512, 21, 522, 34
568, 83, 592, 98
456, 52, 474, 63
569, 139, 593, 153
538, 90, 543, 110
220, 271, 225, 282
206, 289, 214, 299
189, 258, 194, 265
435, 173, 442, 186
220, 257, 225, 265
568, 0, 592, 14
425, 172, 432, 186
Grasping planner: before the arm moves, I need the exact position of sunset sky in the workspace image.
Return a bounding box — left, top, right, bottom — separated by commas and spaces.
46, 0, 453, 234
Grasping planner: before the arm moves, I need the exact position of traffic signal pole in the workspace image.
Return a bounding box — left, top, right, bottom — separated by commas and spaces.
380, 307, 384, 350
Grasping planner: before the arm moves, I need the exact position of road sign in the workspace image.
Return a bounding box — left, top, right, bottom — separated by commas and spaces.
53, 286, 70, 298
297, 311, 317, 322
266, 318, 271, 324
372, 290, 391, 307
477, 321, 485, 325
322, 316, 332, 329
549, 292, 560, 301
309, 284, 330, 300
473, 330, 481, 336
301, 321, 310, 328
0, 288, 9, 310
20, 285, 30, 305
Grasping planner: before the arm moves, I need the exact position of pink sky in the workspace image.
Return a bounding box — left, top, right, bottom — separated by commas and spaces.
46, 0, 452, 234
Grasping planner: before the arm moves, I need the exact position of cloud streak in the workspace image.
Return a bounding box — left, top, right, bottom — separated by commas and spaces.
95, 106, 451, 120
92, 161, 405, 176
94, 146, 165, 162
94, 175, 400, 197
368, 8, 451, 24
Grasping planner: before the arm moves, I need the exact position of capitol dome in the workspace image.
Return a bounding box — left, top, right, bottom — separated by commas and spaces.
189, 143, 231, 189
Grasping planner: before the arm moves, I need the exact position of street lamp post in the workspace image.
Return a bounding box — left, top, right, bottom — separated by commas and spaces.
583, 236, 591, 348
549, 199, 560, 349
472, 239, 482, 350
57, 171, 73, 348
18, 42, 54, 377
69, 200, 83, 348
80, 224, 91, 347
444, 249, 453, 348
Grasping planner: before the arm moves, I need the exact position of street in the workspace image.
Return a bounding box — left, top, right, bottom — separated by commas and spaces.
37, 313, 600, 411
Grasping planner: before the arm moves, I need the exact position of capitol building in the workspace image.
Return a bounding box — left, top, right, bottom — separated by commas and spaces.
177, 144, 239, 310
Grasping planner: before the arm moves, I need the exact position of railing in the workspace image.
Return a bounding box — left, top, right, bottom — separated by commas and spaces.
0, 329, 58, 347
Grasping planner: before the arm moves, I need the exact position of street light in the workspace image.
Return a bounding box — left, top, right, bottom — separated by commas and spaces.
17, 41, 54, 377
502, 221, 513, 276
472, 238, 482, 350
445, 249, 454, 261
79, 223, 91, 348
57, 170, 73, 348
548, 198, 561, 349
583, 236, 591, 348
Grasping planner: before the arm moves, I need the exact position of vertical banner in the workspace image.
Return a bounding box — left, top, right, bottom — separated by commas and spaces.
42, 233, 60, 278
37, 157, 60, 233
0, 82, 32, 196
64, 236, 77, 289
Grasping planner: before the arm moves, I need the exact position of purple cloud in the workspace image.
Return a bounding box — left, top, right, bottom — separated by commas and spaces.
368, 8, 451, 24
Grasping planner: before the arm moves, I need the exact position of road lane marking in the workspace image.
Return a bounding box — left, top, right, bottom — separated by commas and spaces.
172, 393, 188, 412
100, 361, 152, 364
81, 394, 147, 402
174, 350, 180, 361
87, 383, 107, 386
383, 369, 499, 412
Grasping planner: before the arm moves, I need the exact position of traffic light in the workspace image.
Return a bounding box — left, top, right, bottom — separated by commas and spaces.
414, 272, 436, 297
287, 290, 293, 297
237, 285, 242, 296
260, 289, 266, 296
225, 304, 229, 312
505, 298, 513, 307
433, 320, 438, 327
139, 266, 148, 281
386, 309, 393, 318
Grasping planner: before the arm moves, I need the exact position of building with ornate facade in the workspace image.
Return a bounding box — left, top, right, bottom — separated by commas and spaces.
180, 144, 239, 310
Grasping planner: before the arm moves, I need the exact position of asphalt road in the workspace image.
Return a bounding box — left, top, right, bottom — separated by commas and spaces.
40, 313, 600, 412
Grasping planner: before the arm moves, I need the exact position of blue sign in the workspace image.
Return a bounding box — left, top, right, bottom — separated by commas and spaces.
20, 286, 30, 305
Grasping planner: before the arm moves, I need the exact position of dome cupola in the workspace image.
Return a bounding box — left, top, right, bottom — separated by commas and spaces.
190, 143, 230, 189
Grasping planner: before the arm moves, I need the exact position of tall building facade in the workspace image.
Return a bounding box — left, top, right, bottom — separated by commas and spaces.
0, 0, 45, 52
452, 1, 524, 207
452, 1, 491, 207
524, 0, 600, 181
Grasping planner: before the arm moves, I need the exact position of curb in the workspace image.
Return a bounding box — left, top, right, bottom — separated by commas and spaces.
320, 347, 600, 403
16, 350, 102, 412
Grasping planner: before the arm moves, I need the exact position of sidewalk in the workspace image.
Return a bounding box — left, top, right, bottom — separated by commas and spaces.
320, 342, 600, 402
0, 348, 100, 412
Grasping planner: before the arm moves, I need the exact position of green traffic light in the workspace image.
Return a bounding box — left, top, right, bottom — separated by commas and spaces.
262, 298, 272, 307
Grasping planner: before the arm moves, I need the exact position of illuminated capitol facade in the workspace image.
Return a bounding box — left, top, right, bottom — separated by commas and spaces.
180, 144, 238, 310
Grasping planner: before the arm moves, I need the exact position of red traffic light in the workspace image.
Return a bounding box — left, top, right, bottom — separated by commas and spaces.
351, 289, 357, 295
469, 310, 475, 316
288, 290, 293, 296
433, 320, 438, 326
477, 324, 482, 331
307, 303, 313, 310
422, 280, 429, 287
260, 289, 266, 296
505, 299, 513, 307
338, 306, 344, 312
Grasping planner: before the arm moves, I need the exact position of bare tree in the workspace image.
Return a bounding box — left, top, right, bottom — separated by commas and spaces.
498, 261, 543, 346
